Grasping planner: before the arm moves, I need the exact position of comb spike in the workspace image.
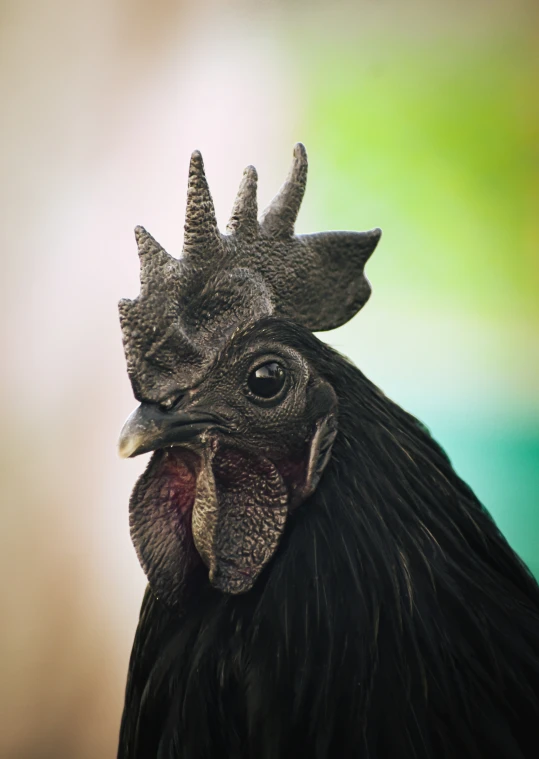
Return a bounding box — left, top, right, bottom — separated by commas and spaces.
134, 225, 180, 296
227, 165, 259, 239
260, 143, 308, 238
182, 151, 222, 260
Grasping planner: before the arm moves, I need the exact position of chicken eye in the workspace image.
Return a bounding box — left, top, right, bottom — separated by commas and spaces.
247, 362, 286, 399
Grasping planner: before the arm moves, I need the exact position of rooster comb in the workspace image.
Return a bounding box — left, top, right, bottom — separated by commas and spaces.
119, 143, 381, 402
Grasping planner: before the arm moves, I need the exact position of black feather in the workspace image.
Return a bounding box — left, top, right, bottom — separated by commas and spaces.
118, 319, 539, 759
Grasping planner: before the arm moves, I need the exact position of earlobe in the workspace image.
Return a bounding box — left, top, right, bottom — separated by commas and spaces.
291, 411, 338, 508
306, 413, 338, 497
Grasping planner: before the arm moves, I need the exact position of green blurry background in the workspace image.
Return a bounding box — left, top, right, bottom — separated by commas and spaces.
1, 0, 537, 756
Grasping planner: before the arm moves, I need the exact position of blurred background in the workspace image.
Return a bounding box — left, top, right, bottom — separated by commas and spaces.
1, 0, 537, 756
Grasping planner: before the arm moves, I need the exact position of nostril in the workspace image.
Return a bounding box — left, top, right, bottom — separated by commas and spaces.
158, 393, 185, 412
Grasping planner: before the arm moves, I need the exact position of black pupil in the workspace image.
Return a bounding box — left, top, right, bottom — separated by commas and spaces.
248, 362, 285, 398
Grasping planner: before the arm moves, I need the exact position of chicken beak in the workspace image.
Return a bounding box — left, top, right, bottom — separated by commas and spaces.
118, 403, 223, 458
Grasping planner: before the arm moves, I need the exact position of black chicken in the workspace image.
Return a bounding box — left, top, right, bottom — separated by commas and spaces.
117, 144, 539, 759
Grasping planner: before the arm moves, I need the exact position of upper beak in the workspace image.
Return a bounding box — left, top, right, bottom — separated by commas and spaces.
118, 403, 224, 458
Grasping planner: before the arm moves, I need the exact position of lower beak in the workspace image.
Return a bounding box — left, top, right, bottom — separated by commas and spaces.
118, 403, 223, 458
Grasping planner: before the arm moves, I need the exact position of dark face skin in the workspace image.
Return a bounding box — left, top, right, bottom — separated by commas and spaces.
119, 320, 337, 608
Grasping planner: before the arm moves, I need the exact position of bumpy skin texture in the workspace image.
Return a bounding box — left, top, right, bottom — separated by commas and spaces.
129, 448, 203, 606
126, 319, 338, 605
119, 144, 367, 603
192, 443, 289, 594
129, 440, 290, 604
119, 145, 381, 403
